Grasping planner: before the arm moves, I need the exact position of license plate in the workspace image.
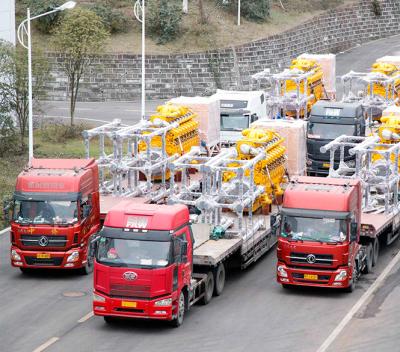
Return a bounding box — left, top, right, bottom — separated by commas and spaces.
323, 163, 331, 168
304, 274, 318, 280
36, 253, 51, 259
121, 301, 137, 308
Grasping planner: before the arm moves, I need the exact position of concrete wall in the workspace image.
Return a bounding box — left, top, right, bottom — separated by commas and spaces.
0, 0, 15, 45
46, 0, 400, 101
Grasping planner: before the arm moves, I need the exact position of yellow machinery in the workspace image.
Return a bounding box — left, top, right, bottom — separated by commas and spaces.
224, 127, 287, 210
369, 62, 400, 103
284, 58, 325, 117
139, 103, 200, 156
373, 114, 400, 166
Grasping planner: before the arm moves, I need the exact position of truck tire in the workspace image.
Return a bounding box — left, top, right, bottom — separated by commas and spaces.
213, 263, 225, 296
345, 268, 356, 293
201, 272, 214, 305
372, 238, 379, 267
80, 254, 94, 275
171, 291, 185, 328
103, 316, 115, 324
361, 243, 373, 274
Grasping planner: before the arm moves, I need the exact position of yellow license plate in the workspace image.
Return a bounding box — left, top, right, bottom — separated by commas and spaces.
304, 274, 318, 280
323, 163, 331, 168
121, 301, 137, 308
36, 253, 51, 259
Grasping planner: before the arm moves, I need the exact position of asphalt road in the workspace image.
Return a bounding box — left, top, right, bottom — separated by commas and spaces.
1, 228, 400, 352
3, 35, 400, 352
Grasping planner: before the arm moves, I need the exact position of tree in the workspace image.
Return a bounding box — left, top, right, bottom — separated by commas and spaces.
147, 0, 182, 44
0, 40, 49, 152
52, 8, 109, 126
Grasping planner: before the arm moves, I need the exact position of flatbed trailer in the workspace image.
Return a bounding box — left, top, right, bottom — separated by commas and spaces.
361, 210, 400, 247
100, 195, 277, 271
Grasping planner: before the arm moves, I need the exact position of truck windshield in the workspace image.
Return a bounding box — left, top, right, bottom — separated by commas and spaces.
96, 237, 171, 268
12, 200, 78, 225
220, 113, 249, 131
281, 215, 347, 243
308, 123, 355, 140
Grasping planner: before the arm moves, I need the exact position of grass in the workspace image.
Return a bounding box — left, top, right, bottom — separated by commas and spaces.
24, 0, 356, 55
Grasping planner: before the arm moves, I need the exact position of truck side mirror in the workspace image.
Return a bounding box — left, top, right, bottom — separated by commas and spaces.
89, 236, 99, 257
83, 204, 91, 218
181, 241, 188, 263
2, 198, 12, 223
350, 222, 358, 242
270, 215, 277, 229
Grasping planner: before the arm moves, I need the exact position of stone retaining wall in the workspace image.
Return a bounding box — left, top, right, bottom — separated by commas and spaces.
45, 0, 400, 101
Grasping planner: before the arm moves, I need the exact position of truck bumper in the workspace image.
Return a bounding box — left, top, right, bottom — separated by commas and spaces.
10, 245, 87, 269
93, 291, 174, 321
276, 262, 352, 289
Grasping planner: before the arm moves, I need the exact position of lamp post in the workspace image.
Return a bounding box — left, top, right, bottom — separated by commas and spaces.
134, 0, 146, 121
222, 0, 241, 26
17, 1, 76, 163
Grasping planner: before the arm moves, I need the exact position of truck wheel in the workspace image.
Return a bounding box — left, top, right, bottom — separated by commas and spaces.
345, 268, 356, 293
372, 238, 379, 267
171, 291, 185, 328
103, 316, 115, 324
362, 243, 373, 274
213, 263, 225, 296
201, 272, 214, 305
80, 254, 94, 275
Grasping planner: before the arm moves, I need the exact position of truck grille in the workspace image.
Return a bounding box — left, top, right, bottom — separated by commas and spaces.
20, 235, 67, 248
25, 256, 64, 266
110, 284, 151, 298
289, 252, 334, 266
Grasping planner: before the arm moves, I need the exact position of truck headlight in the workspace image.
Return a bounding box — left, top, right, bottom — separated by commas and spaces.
67, 251, 80, 263
93, 293, 106, 302
11, 249, 21, 261
154, 298, 172, 307
277, 265, 288, 278
334, 270, 347, 282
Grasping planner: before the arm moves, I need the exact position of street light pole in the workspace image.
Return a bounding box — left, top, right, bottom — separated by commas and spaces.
238, 0, 241, 26
17, 1, 76, 163
134, 0, 146, 121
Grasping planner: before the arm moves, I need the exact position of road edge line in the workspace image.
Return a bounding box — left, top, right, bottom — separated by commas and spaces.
78, 311, 94, 323
32, 337, 59, 352
0, 227, 10, 236
316, 249, 400, 352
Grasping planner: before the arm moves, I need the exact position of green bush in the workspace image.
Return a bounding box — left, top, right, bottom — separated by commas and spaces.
40, 123, 88, 144
147, 0, 182, 44
90, 2, 130, 34
216, 0, 270, 22
27, 0, 64, 34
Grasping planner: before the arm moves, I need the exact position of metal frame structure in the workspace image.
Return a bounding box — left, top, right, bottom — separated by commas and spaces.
341, 70, 400, 125
321, 135, 400, 214
83, 119, 179, 202
251, 68, 317, 119
169, 147, 267, 241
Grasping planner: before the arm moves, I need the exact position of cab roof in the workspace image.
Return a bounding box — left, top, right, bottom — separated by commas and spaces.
104, 201, 189, 231
16, 158, 98, 194
284, 176, 360, 212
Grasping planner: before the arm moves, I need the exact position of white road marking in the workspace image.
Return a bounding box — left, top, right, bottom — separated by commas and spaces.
32, 337, 59, 352
317, 249, 400, 352
37, 115, 109, 124
0, 227, 10, 236
78, 311, 94, 323
57, 107, 93, 111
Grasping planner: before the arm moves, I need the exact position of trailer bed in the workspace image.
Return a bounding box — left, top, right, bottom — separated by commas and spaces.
361, 209, 400, 243
192, 208, 278, 267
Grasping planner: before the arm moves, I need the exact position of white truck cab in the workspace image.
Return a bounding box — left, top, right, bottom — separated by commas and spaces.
211, 90, 267, 146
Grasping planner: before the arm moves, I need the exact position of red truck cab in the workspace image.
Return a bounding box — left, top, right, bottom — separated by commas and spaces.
92, 201, 193, 327
275, 176, 362, 291
9, 159, 100, 273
